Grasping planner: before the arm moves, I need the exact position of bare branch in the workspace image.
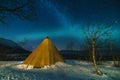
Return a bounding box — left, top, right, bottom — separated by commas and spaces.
0, 0, 33, 12
83, 22, 114, 48
0, 0, 37, 22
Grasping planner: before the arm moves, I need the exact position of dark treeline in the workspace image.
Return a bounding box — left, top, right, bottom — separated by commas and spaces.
0, 50, 119, 61
60, 50, 120, 61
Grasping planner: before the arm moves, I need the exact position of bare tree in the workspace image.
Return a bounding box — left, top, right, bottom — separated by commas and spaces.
110, 37, 120, 67
0, 0, 37, 23
82, 22, 113, 75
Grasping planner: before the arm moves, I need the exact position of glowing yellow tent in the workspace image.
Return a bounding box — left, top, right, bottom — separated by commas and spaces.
23, 37, 64, 68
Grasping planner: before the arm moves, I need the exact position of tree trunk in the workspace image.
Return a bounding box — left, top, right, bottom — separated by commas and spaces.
113, 56, 116, 66
91, 41, 102, 75
118, 60, 120, 67
117, 57, 120, 67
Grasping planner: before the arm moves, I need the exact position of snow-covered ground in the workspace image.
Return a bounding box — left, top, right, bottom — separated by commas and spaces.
0, 60, 119, 80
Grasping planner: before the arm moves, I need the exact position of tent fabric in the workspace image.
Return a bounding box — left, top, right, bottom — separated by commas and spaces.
23, 37, 65, 68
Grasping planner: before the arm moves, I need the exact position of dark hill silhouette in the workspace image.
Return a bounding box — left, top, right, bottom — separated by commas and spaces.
0, 38, 30, 60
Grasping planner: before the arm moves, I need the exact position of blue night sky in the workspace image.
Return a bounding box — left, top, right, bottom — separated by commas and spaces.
0, 0, 120, 50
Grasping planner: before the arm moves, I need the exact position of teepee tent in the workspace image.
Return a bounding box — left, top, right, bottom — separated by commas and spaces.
23, 37, 64, 68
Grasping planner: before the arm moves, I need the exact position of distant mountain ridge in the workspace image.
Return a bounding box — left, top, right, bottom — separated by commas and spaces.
0, 38, 20, 48
0, 38, 30, 60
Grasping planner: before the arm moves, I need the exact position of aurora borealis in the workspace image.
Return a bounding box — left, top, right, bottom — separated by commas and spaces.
0, 0, 120, 50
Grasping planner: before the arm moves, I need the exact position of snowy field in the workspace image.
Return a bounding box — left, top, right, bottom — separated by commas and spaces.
0, 60, 120, 80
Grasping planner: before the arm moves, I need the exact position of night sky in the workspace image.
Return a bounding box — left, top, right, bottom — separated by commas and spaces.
0, 0, 120, 50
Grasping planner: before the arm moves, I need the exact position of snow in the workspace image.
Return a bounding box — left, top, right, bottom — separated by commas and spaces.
17, 61, 23, 64
17, 64, 28, 69
0, 60, 119, 80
